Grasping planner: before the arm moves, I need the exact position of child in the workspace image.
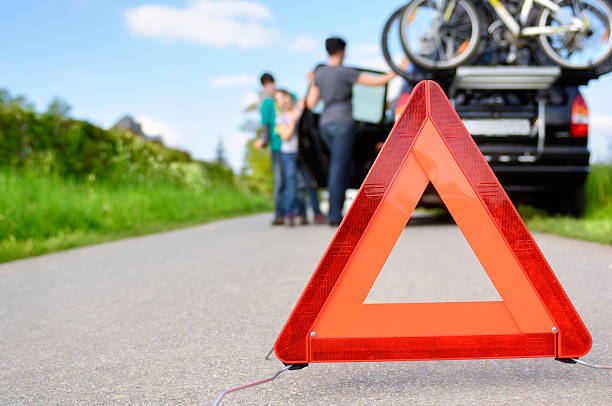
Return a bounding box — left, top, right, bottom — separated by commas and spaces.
274, 89, 302, 226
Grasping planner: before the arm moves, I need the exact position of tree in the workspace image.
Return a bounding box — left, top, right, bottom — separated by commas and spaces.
46, 97, 72, 118
215, 136, 228, 167
241, 129, 273, 194
238, 91, 273, 193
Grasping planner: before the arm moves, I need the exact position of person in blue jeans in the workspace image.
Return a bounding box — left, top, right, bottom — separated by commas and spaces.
274, 89, 302, 226
296, 163, 326, 224
306, 37, 409, 225
255, 73, 285, 225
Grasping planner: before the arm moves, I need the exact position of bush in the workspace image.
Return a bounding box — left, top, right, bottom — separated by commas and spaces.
585, 165, 612, 216
0, 89, 232, 188
0, 89, 274, 262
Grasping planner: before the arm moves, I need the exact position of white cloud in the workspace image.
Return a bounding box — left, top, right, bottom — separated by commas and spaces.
240, 92, 261, 108
136, 114, 181, 147
125, 0, 279, 49
288, 35, 317, 53
210, 74, 256, 88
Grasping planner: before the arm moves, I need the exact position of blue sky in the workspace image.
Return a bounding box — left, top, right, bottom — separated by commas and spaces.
1, 0, 611, 170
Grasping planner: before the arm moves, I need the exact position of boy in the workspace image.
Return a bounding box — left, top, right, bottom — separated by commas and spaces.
256, 73, 285, 225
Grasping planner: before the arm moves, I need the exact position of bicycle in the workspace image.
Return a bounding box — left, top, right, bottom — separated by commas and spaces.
395, 0, 612, 70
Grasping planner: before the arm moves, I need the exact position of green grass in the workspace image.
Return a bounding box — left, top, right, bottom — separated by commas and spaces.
520, 165, 612, 245
523, 215, 612, 245
2, 164, 610, 263
0, 169, 272, 263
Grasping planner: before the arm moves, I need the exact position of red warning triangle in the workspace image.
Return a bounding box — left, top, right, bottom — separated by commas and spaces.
275, 81, 591, 364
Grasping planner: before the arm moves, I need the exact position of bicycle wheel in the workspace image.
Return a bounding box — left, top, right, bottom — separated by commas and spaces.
399, 0, 482, 70
381, 5, 414, 80
538, 0, 612, 69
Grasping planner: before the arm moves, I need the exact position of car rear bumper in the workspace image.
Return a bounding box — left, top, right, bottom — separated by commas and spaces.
419, 164, 589, 207
492, 165, 589, 192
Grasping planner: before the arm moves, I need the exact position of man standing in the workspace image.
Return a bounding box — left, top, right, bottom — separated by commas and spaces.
255, 72, 285, 225
306, 37, 408, 225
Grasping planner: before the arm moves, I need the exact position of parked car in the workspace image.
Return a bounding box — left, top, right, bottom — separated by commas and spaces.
298, 65, 592, 216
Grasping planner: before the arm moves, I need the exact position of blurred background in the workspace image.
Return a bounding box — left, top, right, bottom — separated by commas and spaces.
1, 0, 611, 263
1, 0, 420, 170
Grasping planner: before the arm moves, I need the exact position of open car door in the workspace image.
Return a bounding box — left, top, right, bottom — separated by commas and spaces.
297, 67, 393, 189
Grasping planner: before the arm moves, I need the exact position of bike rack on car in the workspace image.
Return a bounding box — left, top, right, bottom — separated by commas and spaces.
450, 66, 561, 92
450, 65, 562, 161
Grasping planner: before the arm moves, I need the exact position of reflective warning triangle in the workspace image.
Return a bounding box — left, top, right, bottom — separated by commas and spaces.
275, 81, 591, 364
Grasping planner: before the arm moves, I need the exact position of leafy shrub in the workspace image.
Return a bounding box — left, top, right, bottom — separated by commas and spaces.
0, 89, 232, 188
241, 136, 273, 194
585, 165, 612, 216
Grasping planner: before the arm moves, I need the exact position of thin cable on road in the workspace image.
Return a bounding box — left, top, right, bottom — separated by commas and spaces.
212, 364, 292, 406
572, 358, 612, 369
209, 357, 610, 406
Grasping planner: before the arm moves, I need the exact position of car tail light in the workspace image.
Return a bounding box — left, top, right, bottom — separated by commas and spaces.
570, 94, 588, 138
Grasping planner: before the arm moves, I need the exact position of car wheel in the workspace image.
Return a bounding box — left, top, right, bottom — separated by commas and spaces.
543, 185, 586, 217
560, 185, 586, 217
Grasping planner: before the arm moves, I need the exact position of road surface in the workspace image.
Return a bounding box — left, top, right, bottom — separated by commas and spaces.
1, 213, 610, 405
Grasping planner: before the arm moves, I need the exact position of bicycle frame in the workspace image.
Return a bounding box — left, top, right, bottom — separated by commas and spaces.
486, 0, 585, 36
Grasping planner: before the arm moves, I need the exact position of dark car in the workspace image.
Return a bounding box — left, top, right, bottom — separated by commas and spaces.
298, 65, 592, 216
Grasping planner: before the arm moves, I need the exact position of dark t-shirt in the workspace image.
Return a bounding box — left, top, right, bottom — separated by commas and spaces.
314, 65, 360, 126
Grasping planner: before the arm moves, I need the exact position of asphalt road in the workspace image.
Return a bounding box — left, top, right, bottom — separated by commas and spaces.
1, 213, 610, 405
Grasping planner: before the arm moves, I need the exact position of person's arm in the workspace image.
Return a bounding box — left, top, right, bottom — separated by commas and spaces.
277, 120, 296, 142
355, 57, 411, 87
306, 84, 320, 110
296, 97, 306, 112
256, 125, 270, 149
356, 71, 396, 87
305, 70, 320, 110
277, 108, 300, 141
277, 123, 293, 141
257, 100, 274, 148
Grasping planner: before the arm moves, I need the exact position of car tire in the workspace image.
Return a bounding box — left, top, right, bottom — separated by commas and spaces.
561, 185, 587, 217
543, 185, 586, 217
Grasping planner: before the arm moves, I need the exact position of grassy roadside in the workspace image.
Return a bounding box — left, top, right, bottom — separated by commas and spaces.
0, 169, 272, 263
523, 215, 612, 245
519, 165, 612, 245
